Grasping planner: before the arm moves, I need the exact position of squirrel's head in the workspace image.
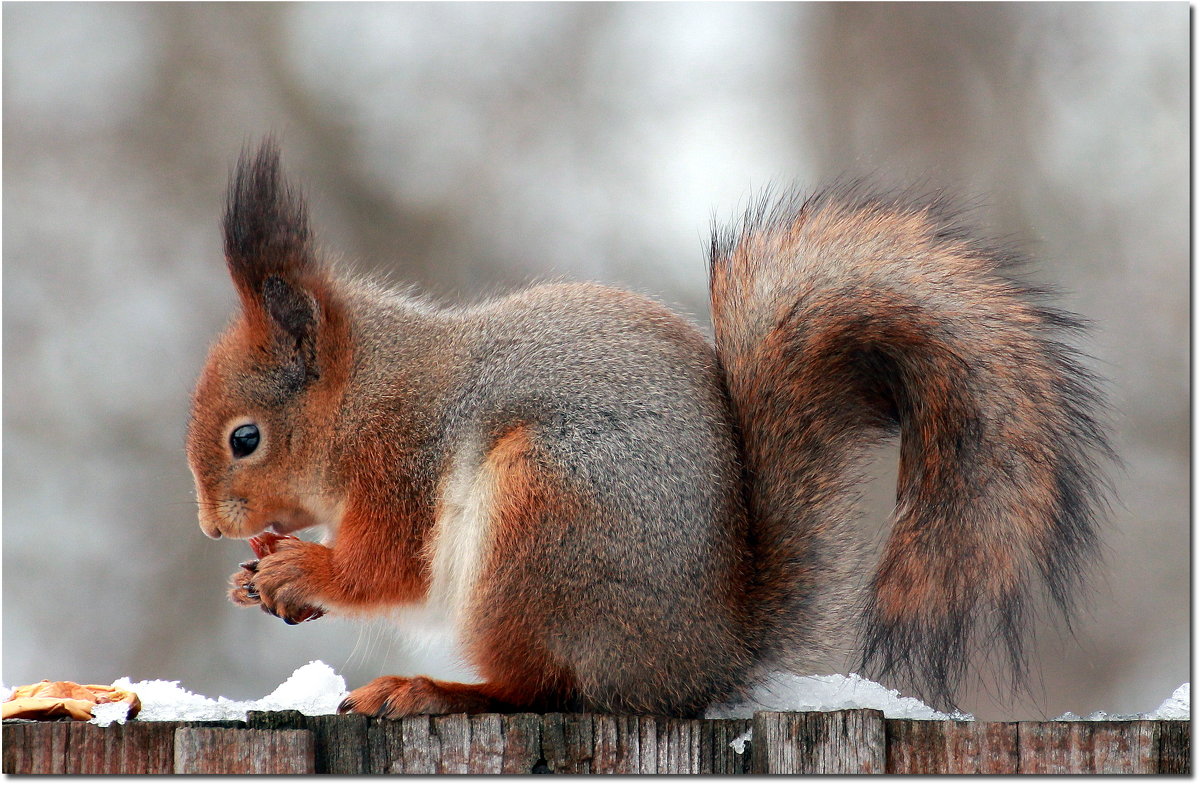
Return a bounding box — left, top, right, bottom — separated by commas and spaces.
187, 140, 348, 540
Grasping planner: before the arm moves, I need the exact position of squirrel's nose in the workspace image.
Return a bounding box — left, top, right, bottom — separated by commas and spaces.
199, 517, 223, 539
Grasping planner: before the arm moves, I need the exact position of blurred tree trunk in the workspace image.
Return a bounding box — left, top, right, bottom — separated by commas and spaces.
805, 4, 1033, 192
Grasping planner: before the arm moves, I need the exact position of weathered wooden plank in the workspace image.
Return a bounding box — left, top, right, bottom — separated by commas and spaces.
637, 715, 658, 772
1, 720, 243, 775
431, 713, 471, 773
398, 714, 437, 773
65, 721, 179, 774
244, 710, 570, 774
751, 709, 886, 774
2, 721, 71, 774
655, 717, 700, 773
173, 728, 314, 774
3, 713, 1188, 774
1155, 720, 1191, 774
540, 712, 595, 773
1018, 720, 1158, 774
590, 714, 639, 773
367, 715, 428, 774
497, 713, 544, 773
711, 717, 753, 775
364, 716, 403, 773
393, 712, 542, 774
309, 712, 370, 774
463, 713, 505, 773
246, 709, 369, 774
887, 720, 1018, 774
363, 712, 542, 774
697, 717, 715, 774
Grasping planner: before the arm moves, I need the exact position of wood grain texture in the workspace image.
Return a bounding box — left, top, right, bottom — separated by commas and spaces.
887, 719, 1018, 773
711, 717, 755, 774
1, 719, 242, 774
751, 709, 886, 773
1, 712, 1189, 774
364, 712, 543, 773
1017, 720, 1157, 774
497, 713, 544, 773
1155, 720, 1191, 774
590, 714, 640, 773
431, 712, 535, 773
247, 709, 369, 774
3, 722, 75, 775
3, 722, 71, 775
540, 712, 595, 773
173, 728, 314, 774
535, 714, 754, 774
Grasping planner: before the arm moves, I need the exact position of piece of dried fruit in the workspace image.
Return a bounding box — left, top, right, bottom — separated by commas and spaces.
2, 680, 141, 721
248, 531, 298, 559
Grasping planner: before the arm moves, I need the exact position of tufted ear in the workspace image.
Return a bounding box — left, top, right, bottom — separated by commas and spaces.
223, 138, 328, 385
223, 138, 316, 297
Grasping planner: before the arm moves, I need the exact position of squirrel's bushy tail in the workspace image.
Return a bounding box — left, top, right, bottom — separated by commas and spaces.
709, 186, 1111, 708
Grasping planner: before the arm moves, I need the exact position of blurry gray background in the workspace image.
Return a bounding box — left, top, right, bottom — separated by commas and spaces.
3, 3, 1188, 720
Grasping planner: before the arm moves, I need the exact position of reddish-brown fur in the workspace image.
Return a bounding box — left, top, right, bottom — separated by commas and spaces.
192, 146, 1108, 715
338, 426, 580, 717
460, 427, 579, 711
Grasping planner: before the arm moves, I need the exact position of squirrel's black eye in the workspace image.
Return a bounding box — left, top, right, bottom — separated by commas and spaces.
230, 424, 260, 459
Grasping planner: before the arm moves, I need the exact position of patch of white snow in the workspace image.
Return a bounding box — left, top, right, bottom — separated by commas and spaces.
706, 672, 971, 723
1149, 683, 1190, 720
1054, 682, 1189, 722
88, 660, 348, 726
89, 700, 135, 726
729, 727, 753, 754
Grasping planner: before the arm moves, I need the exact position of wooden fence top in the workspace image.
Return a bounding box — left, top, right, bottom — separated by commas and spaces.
2, 709, 1191, 775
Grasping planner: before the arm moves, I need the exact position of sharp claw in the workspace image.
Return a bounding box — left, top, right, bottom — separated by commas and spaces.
240, 560, 259, 571
244, 584, 259, 599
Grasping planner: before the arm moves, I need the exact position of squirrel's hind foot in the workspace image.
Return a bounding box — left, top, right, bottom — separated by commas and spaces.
338, 676, 516, 718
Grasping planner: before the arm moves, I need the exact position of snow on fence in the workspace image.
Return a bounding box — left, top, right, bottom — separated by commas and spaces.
2, 709, 1190, 774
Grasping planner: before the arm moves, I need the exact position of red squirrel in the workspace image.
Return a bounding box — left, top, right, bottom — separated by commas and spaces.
187, 140, 1109, 716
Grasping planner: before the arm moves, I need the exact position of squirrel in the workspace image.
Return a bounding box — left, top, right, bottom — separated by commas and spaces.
186, 139, 1110, 717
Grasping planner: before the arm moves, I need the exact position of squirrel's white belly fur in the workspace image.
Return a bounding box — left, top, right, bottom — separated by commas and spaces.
427, 442, 495, 622
388, 442, 494, 652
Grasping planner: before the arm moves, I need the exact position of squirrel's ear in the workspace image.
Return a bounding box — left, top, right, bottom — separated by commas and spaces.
261, 273, 318, 379
223, 137, 320, 308
223, 138, 330, 377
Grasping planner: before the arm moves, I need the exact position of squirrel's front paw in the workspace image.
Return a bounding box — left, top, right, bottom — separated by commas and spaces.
338, 676, 502, 718
228, 561, 262, 607
241, 539, 329, 624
